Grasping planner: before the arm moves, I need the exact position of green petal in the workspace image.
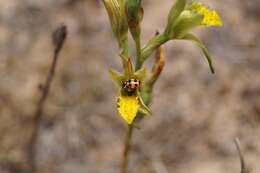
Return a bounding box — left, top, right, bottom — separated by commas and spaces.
124, 58, 134, 78
109, 68, 124, 88
137, 91, 151, 116
139, 106, 151, 116
134, 68, 146, 82
182, 33, 215, 73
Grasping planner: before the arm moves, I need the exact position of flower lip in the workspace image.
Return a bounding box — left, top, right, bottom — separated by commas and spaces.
188, 1, 223, 26
117, 95, 140, 124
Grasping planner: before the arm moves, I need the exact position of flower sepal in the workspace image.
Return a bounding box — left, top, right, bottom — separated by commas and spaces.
109, 68, 125, 89
137, 90, 151, 116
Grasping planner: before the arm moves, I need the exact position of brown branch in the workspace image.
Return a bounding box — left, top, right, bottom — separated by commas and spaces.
147, 31, 165, 87
234, 138, 249, 173
27, 25, 67, 173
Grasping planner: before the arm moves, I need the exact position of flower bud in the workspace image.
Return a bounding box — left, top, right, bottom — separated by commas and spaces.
125, 0, 143, 41
165, 0, 186, 37
102, 0, 128, 46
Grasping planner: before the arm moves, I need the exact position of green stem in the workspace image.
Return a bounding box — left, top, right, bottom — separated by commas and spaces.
140, 33, 168, 65
122, 125, 134, 173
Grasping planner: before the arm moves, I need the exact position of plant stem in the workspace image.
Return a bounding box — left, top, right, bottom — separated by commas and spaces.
122, 124, 134, 173
140, 33, 168, 65
27, 25, 67, 173
147, 43, 166, 87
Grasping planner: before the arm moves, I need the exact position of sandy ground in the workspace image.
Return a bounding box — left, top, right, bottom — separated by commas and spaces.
0, 0, 260, 173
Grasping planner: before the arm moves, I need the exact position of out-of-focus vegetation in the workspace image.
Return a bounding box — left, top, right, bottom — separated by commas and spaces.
0, 0, 260, 173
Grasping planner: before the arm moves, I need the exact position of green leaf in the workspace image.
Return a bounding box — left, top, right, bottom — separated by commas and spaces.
182, 33, 215, 73
109, 68, 124, 88
165, 0, 187, 36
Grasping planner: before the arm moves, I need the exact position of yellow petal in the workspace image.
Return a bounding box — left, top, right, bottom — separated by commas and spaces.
190, 2, 223, 26
117, 96, 140, 124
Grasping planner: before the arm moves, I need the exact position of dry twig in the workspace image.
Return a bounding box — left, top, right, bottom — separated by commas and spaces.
147, 31, 165, 87
234, 137, 249, 173
27, 25, 67, 173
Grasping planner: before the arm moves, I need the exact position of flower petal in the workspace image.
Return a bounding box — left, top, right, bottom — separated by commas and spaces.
137, 91, 151, 116
109, 68, 125, 88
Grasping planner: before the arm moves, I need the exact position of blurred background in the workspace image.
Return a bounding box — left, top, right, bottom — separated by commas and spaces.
0, 0, 260, 173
